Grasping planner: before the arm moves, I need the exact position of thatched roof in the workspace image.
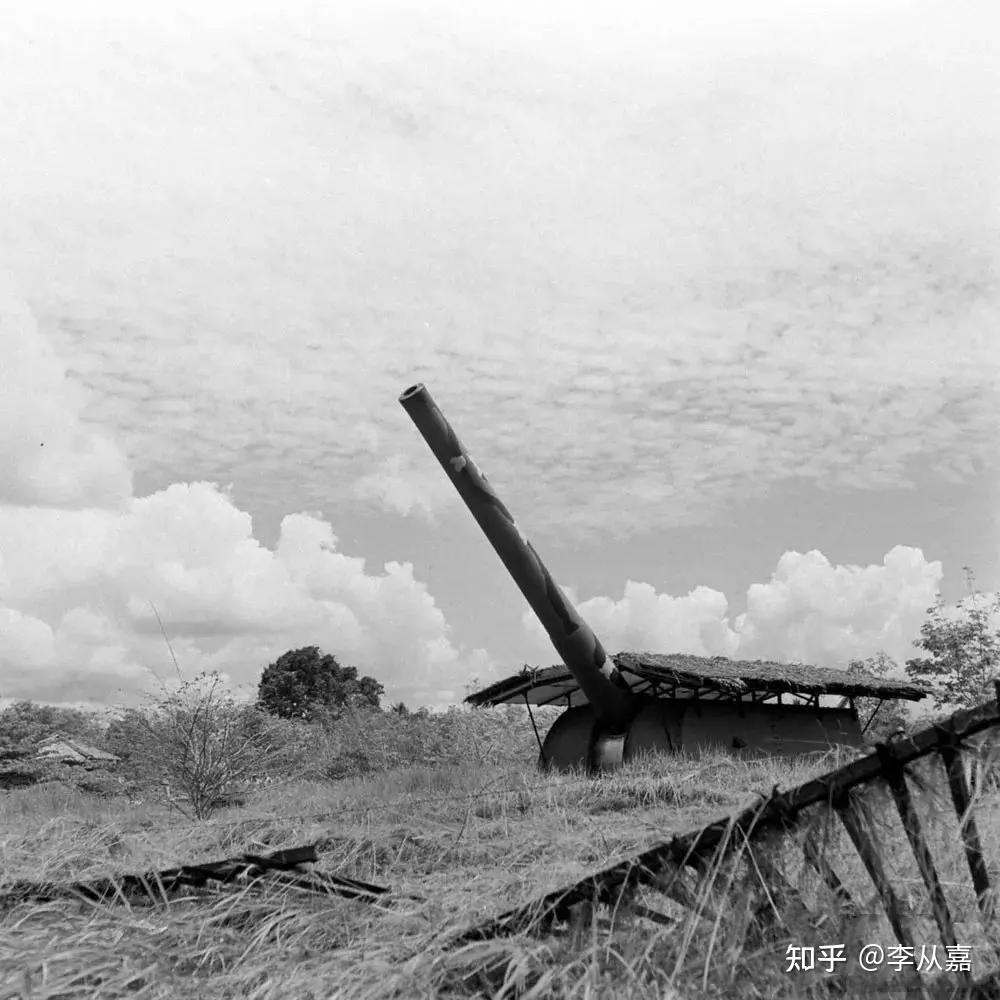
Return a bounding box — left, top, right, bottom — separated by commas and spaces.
466, 651, 929, 708
35, 735, 119, 766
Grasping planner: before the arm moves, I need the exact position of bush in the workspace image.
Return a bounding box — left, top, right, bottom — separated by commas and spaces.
122, 672, 288, 819
313, 703, 544, 779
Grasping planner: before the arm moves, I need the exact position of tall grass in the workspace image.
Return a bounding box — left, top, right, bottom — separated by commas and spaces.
2, 713, 997, 999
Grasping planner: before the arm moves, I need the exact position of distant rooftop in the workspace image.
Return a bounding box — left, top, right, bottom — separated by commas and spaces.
466, 651, 930, 708
35, 734, 119, 765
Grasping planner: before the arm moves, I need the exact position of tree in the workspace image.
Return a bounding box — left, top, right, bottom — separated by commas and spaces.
847, 651, 909, 742
905, 570, 1000, 711
256, 646, 384, 721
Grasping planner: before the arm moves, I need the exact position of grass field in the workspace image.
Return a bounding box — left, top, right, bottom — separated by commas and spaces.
2, 728, 998, 999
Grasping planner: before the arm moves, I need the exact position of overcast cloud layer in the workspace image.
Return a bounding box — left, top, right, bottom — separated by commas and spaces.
1, 0, 997, 706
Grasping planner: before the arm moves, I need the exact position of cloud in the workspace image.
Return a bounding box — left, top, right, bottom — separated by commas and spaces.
0, 295, 494, 708
0, 285, 967, 707
352, 453, 460, 519
732, 546, 942, 668
0, 484, 495, 705
522, 545, 943, 673
0, 281, 132, 508
557, 582, 739, 659
1, 0, 995, 544
0, 1, 995, 709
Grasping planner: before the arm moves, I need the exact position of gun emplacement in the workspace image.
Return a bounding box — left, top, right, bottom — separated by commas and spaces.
398, 383, 912, 773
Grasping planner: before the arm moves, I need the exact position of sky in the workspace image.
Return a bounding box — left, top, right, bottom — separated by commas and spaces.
1, 0, 998, 711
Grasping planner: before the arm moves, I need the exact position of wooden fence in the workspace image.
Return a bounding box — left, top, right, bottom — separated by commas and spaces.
450, 685, 1000, 997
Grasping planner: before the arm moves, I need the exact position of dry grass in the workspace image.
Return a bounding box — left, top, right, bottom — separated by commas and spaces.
2, 744, 998, 999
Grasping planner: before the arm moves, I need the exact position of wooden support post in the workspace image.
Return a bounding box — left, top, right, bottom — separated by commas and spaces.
939, 744, 995, 927
875, 745, 967, 986
861, 700, 886, 736
524, 691, 547, 760
835, 791, 916, 948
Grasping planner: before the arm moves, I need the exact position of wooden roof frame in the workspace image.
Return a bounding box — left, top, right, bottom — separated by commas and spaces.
466, 652, 929, 709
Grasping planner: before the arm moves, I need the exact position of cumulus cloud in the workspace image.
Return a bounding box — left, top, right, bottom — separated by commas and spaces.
0, 282, 132, 508
0, 483, 495, 705
522, 545, 943, 673
733, 546, 942, 668
519, 580, 733, 664
0, 295, 494, 708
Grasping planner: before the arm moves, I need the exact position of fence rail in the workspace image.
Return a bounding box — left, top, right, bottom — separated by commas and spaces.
0, 843, 391, 908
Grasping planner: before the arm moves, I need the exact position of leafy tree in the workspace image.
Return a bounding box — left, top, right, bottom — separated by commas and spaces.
905, 570, 1000, 711
847, 651, 909, 742
256, 646, 384, 721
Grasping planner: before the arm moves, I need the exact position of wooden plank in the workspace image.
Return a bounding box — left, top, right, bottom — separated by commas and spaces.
860, 699, 886, 736
835, 791, 917, 948
940, 744, 995, 926
876, 747, 963, 963
0, 844, 391, 908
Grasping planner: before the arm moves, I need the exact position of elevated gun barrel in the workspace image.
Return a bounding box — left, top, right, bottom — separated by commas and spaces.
399, 383, 637, 731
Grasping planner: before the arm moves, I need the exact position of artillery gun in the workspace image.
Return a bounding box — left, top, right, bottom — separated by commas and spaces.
399, 384, 927, 773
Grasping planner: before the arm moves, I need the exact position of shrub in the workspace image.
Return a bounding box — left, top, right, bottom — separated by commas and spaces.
123, 672, 287, 819
314, 703, 543, 779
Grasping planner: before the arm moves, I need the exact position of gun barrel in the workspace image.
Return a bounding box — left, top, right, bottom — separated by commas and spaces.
399, 383, 636, 731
